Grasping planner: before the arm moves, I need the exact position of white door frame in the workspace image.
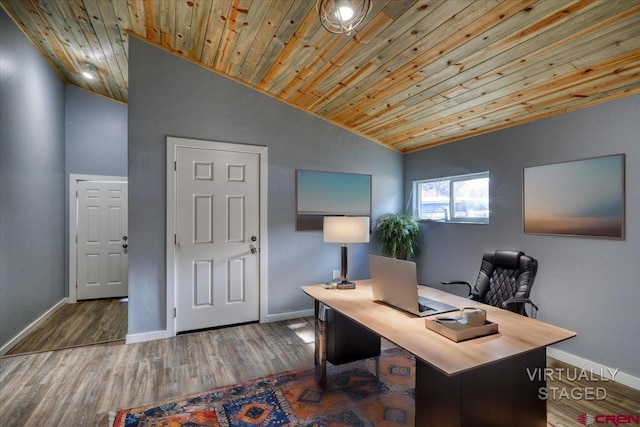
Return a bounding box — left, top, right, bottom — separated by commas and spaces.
166, 137, 268, 338
68, 174, 128, 303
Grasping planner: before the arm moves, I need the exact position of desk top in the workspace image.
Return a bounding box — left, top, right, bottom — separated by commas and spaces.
302, 280, 576, 376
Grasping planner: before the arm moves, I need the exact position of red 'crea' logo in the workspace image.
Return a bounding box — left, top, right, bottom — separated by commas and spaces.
578, 413, 640, 426
578, 413, 595, 425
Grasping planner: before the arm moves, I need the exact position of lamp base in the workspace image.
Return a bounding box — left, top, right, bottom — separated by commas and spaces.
336, 280, 356, 290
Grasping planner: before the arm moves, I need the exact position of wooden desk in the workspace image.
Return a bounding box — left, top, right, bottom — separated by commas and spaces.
302, 280, 576, 427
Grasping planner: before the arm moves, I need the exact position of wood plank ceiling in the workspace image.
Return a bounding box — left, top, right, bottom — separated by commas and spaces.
2, 0, 639, 153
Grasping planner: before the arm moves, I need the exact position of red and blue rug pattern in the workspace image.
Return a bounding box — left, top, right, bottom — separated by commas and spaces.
113, 347, 415, 426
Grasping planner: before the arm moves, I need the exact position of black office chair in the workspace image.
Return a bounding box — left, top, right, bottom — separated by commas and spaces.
443, 250, 539, 318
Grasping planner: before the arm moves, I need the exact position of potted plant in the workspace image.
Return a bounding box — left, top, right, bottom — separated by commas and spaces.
374, 214, 420, 260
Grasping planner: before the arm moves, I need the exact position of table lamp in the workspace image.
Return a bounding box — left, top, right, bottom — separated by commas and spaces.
323, 216, 370, 289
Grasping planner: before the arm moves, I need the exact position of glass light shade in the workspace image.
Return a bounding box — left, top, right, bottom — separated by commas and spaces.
323, 216, 370, 243
316, 0, 371, 35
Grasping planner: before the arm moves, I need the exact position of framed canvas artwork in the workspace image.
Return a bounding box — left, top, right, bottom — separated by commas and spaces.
523, 154, 625, 239
296, 170, 371, 231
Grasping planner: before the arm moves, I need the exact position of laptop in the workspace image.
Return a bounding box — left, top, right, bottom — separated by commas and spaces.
369, 254, 458, 317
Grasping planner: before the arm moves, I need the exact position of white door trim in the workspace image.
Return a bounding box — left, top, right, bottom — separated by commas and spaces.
166, 137, 268, 338
68, 174, 127, 303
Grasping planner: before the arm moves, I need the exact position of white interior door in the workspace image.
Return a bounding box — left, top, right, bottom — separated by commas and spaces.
76, 181, 128, 300
175, 146, 260, 333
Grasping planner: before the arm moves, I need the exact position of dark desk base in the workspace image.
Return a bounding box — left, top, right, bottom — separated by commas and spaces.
314, 300, 380, 388
313, 300, 547, 426
416, 347, 547, 427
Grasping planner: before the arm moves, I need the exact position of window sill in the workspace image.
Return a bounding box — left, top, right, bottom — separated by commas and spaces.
416, 218, 489, 225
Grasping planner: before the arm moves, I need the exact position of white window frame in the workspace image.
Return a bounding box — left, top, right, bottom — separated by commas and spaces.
413, 172, 489, 224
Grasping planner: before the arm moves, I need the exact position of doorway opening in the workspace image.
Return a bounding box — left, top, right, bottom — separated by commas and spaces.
69, 174, 128, 302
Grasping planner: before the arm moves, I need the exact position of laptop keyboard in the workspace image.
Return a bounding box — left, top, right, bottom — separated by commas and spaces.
419, 303, 434, 312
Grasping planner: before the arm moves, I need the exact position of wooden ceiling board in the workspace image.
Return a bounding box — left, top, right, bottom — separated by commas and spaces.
226, 0, 271, 76
386, 38, 640, 145
286, 1, 406, 107
395, 55, 640, 150
158, 0, 175, 50
2, 0, 639, 153
366, 2, 639, 143
317, 0, 512, 121
8, 1, 67, 75
236, 0, 292, 80
127, 0, 146, 37
337, 0, 580, 129
247, 0, 312, 86
388, 54, 640, 149
259, 3, 323, 91
302, 0, 421, 99
199, 0, 232, 67
86, 1, 128, 99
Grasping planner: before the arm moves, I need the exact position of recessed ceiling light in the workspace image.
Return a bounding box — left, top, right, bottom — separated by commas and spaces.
82, 64, 97, 80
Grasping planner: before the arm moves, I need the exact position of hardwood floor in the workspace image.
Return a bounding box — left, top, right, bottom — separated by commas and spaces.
546, 358, 640, 426
0, 317, 637, 427
4, 299, 127, 356
0, 318, 316, 426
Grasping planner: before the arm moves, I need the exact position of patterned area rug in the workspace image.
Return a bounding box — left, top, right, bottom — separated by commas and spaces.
113, 347, 415, 426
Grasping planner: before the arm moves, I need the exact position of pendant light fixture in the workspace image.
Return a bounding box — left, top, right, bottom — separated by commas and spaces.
316, 0, 371, 35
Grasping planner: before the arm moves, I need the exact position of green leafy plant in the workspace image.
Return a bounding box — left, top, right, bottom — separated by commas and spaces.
374, 214, 421, 260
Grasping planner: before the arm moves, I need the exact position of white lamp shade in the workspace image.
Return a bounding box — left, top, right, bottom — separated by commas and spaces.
323, 216, 370, 243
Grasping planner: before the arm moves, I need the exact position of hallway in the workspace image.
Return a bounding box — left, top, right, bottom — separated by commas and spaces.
4, 298, 127, 356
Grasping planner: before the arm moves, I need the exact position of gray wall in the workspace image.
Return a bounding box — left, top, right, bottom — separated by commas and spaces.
0, 10, 65, 347
65, 85, 128, 177
404, 95, 640, 377
128, 38, 402, 334
64, 85, 128, 291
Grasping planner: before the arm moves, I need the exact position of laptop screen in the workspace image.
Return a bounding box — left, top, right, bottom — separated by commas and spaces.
369, 254, 421, 312
369, 254, 458, 317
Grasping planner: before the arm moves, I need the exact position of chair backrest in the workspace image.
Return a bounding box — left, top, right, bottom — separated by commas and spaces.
470, 250, 538, 316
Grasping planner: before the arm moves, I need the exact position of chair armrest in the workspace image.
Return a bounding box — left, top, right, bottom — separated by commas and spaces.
441, 281, 472, 296
503, 297, 539, 318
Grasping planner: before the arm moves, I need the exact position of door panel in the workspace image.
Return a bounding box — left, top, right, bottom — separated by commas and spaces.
77, 181, 128, 300
228, 258, 245, 302
194, 260, 213, 306
175, 147, 260, 332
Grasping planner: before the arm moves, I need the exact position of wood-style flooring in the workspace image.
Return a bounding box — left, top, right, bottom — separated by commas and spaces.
0, 317, 638, 427
5, 299, 127, 356
0, 318, 316, 426
546, 358, 640, 426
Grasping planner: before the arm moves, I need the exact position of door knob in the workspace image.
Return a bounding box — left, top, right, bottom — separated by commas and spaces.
250, 244, 258, 254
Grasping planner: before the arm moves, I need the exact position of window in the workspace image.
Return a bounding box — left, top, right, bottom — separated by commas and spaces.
413, 172, 489, 223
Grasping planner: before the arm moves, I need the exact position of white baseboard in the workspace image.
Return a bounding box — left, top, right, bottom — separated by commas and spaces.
0, 298, 68, 356
125, 330, 168, 344
261, 309, 314, 323
547, 347, 640, 391
126, 310, 315, 343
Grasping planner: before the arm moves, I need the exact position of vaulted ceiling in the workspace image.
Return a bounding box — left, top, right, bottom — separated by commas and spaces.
2, 0, 639, 152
